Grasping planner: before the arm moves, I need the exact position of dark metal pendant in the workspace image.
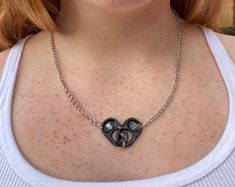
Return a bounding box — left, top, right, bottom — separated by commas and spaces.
101, 117, 142, 148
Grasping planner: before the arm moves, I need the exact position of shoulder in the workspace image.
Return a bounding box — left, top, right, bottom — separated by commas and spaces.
0, 49, 10, 80
214, 31, 235, 64
185, 22, 235, 65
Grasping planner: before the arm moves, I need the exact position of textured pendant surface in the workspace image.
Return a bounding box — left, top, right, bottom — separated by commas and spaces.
101, 117, 142, 148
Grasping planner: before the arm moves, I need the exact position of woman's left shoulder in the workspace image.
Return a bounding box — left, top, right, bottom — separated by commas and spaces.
214, 31, 235, 64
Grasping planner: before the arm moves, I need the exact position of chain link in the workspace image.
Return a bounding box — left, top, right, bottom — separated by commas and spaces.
142, 11, 184, 127
48, 10, 184, 129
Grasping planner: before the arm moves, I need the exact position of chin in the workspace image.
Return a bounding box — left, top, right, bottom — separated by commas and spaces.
88, 0, 153, 11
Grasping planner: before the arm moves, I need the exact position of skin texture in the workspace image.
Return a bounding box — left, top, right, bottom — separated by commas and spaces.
0, 0, 235, 182
81, 0, 153, 11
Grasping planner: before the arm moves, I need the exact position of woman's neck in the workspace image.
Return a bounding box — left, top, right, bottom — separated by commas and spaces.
55, 0, 179, 64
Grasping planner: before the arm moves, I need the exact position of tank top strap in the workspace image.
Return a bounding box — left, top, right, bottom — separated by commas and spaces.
0, 35, 31, 109
198, 25, 235, 134
198, 25, 235, 73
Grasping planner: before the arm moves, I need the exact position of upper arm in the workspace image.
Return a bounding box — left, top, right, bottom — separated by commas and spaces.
0, 49, 10, 81
216, 32, 235, 65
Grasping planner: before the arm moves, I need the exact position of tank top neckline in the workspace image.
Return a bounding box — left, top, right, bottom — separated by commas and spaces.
0, 25, 235, 187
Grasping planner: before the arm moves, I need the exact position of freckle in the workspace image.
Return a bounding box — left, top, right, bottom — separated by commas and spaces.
55, 119, 60, 123
85, 162, 89, 167
51, 109, 55, 114
216, 112, 220, 116
152, 76, 157, 80
56, 145, 60, 149
97, 142, 101, 146
55, 158, 60, 163
193, 133, 197, 137
180, 99, 185, 105
80, 117, 86, 121
99, 112, 103, 116
200, 139, 204, 142
162, 131, 167, 136
54, 94, 59, 97
183, 121, 188, 125
119, 102, 123, 105
144, 168, 149, 172
211, 135, 215, 138
205, 116, 210, 120
63, 135, 69, 144
63, 122, 69, 127
73, 133, 76, 137
53, 131, 59, 139
130, 87, 135, 91
158, 142, 161, 146
119, 80, 123, 85
179, 131, 183, 134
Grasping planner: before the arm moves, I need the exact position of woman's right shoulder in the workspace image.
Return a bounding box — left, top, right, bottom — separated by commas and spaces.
0, 49, 10, 81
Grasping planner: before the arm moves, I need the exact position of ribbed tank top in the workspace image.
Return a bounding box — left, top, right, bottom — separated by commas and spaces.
0, 25, 235, 187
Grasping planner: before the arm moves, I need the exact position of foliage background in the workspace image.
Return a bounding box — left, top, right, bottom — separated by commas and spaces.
219, 0, 235, 35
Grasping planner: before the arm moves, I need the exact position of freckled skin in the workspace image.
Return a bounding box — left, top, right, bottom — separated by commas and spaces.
11, 23, 229, 182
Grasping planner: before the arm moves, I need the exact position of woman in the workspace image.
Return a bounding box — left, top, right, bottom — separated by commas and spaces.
0, 0, 235, 186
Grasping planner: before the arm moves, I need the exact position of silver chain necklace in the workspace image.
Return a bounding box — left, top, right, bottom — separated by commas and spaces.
49, 11, 184, 148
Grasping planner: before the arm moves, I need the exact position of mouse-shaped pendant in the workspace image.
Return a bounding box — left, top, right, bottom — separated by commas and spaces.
101, 117, 142, 148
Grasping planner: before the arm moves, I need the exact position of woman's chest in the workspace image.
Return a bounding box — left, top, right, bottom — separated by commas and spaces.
11, 58, 229, 182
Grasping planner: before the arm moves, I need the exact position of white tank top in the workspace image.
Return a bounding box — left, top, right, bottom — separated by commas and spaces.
0, 25, 235, 187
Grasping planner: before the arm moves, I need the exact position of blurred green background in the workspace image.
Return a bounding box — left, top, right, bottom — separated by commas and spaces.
219, 0, 235, 35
